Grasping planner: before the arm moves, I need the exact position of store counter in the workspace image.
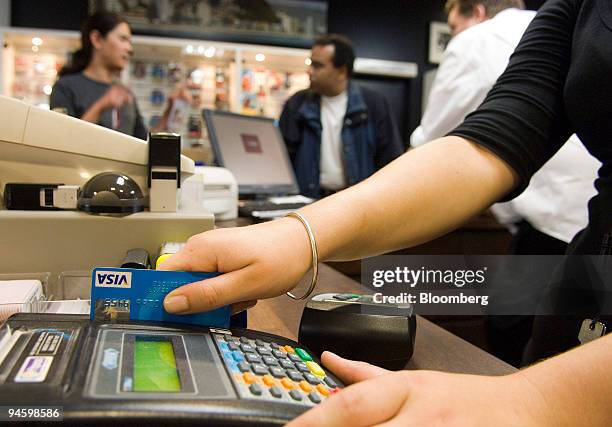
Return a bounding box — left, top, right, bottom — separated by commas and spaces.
248, 263, 515, 376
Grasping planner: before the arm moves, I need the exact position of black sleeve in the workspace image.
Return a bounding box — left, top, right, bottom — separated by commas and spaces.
448, 0, 579, 198
278, 92, 304, 165
132, 101, 148, 141
372, 95, 404, 168
49, 80, 77, 117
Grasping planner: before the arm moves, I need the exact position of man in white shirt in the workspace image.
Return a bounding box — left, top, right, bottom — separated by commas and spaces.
411, 0, 598, 252
410, 0, 600, 367
319, 89, 348, 192
411, 0, 533, 148
279, 34, 403, 199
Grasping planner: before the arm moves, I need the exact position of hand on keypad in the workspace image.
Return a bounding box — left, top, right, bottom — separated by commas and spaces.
215, 334, 340, 406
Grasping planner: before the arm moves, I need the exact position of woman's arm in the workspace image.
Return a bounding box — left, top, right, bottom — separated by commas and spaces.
151, 83, 192, 132
301, 136, 515, 261
80, 84, 133, 125
160, 135, 515, 314
161, 0, 580, 315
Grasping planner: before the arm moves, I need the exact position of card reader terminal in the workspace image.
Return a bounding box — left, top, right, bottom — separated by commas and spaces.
0, 313, 342, 426
299, 293, 416, 370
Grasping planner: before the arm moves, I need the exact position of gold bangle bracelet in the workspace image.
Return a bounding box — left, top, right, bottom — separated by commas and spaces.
285, 211, 319, 300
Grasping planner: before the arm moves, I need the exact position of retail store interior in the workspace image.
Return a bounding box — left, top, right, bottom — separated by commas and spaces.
2, 1, 611, 426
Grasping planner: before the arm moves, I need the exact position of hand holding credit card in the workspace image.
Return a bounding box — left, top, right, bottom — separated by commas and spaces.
90, 267, 231, 328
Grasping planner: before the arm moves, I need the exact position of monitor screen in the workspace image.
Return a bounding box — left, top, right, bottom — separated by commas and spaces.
203, 110, 299, 196
133, 336, 181, 392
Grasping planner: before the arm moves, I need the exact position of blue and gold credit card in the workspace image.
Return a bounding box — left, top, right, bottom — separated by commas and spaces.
90, 267, 230, 328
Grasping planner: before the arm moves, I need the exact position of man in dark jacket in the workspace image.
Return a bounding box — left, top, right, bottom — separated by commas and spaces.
279, 34, 403, 199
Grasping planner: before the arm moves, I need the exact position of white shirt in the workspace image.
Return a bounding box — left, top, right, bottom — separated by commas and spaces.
491, 135, 600, 243
411, 8, 535, 148
410, 8, 600, 243
319, 91, 348, 191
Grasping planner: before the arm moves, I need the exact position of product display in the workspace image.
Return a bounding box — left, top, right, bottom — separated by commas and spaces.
3, 31, 309, 150
150, 89, 165, 106
10, 52, 61, 109
132, 60, 147, 79
130, 61, 228, 147
241, 68, 309, 118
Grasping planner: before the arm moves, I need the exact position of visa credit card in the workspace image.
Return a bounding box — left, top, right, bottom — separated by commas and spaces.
90, 267, 230, 328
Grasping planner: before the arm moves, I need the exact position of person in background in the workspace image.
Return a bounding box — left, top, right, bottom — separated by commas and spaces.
50, 12, 147, 139
411, 0, 532, 148
411, 0, 601, 366
279, 34, 403, 199
50, 11, 186, 140
411, 0, 598, 256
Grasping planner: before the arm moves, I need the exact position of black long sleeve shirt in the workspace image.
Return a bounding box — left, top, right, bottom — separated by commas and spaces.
450, 0, 612, 255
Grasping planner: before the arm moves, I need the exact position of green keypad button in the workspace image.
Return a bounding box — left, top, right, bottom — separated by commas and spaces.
295, 348, 312, 362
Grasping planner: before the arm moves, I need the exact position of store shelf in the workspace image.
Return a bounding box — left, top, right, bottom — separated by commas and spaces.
1, 26, 311, 150
0, 26, 417, 156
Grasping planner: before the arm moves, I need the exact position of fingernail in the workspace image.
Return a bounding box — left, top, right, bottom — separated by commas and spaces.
164, 295, 189, 313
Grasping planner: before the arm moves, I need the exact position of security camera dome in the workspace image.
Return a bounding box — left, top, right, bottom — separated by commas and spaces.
77, 172, 145, 214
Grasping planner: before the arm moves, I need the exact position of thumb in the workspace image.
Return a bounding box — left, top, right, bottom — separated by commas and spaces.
321, 351, 389, 385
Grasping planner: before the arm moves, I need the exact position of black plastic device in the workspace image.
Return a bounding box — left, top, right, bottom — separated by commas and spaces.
4, 183, 63, 210
0, 313, 342, 426
148, 132, 181, 212
121, 248, 151, 269
299, 293, 416, 370
148, 132, 181, 189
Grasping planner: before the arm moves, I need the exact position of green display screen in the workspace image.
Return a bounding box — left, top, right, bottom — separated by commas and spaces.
133, 336, 181, 392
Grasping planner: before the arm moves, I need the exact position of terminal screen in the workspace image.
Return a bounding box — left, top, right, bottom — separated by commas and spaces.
208, 114, 296, 189
133, 336, 181, 392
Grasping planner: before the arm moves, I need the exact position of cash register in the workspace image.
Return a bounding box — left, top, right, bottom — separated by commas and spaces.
0, 313, 342, 426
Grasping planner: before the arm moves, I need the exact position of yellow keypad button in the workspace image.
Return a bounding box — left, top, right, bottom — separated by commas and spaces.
316, 384, 330, 396
281, 378, 295, 390
299, 380, 313, 393
242, 372, 256, 384
263, 375, 276, 387
284, 345, 295, 353
306, 361, 326, 377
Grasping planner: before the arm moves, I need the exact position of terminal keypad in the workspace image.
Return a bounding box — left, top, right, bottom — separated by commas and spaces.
213, 333, 340, 406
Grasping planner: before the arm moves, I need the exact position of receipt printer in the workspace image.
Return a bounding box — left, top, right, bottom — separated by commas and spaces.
299, 293, 416, 370
200, 166, 238, 220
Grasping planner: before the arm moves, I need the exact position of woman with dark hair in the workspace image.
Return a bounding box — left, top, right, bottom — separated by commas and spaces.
50, 11, 147, 139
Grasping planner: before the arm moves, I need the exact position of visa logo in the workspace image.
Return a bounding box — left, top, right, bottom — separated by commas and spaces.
95, 271, 132, 288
